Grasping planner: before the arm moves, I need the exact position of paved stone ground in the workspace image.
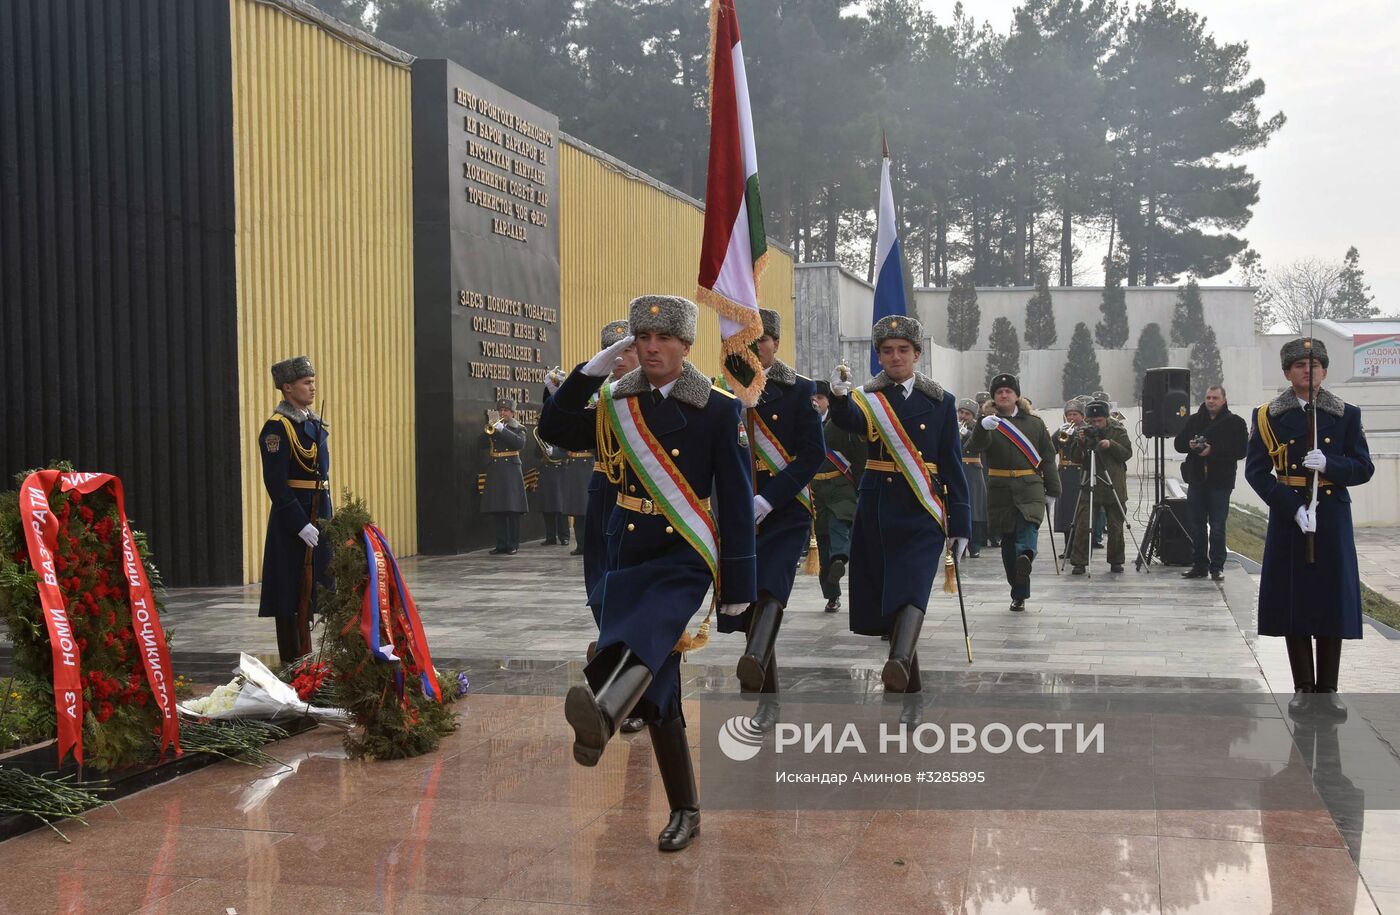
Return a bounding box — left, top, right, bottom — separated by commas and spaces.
1356, 527, 1400, 608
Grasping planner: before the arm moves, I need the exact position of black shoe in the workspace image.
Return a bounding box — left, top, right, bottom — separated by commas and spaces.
1312, 690, 1348, 721
881, 605, 924, 693
1071, 565, 1085, 575
559, 539, 570, 546
1210, 570, 1225, 582
658, 808, 701, 851
1092, 540, 1104, 549
898, 694, 923, 728
489, 547, 509, 554
881, 633, 891, 641
967, 548, 980, 558
1110, 564, 1124, 573
620, 716, 646, 733
1014, 553, 1033, 588
750, 700, 780, 733
824, 598, 840, 613
570, 545, 585, 556
1181, 567, 1208, 579
826, 558, 846, 586
506, 548, 519, 555
1287, 688, 1314, 718
542, 539, 558, 546
1009, 599, 1025, 612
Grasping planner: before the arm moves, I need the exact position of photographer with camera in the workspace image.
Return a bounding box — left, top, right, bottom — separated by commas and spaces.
1068, 400, 1132, 574
1173, 385, 1248, 581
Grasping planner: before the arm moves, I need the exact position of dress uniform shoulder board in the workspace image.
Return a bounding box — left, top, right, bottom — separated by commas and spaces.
712, 385, 737, 399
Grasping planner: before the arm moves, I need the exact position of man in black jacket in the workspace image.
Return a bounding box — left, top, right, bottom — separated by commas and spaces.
1173, 385, 1249, 581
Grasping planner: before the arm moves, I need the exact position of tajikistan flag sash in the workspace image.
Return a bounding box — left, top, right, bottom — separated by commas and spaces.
749, 410, 814, 516
849, 388, 945, 531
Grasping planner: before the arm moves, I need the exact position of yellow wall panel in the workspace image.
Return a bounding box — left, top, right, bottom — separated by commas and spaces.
559, 139, 795, 374
230, 0, 416, 581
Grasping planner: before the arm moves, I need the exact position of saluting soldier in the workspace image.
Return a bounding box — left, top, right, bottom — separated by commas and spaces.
957, 399, 986, 558
1054, 400, 1087, 550
1246, 338, 1373, 719
827, 314, 970, 716
719, 308, 824, 732
811, 380, 867, 612
967, 374, 1059, 612
1067, 400, 1132, 574
540, 294, 755, 852
258, 356, 332, 663
481, 398, 528, 555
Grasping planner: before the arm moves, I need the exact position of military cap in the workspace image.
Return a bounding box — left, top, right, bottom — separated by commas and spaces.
629, 294, 697, 345
600, 320, 631, 347
872, 314, 923, 350
497, 397, 517, 411
271, 356, 314, 388
814, 379, 832, 397
1086, 400, 1110, 419
760, 308, 781, 340
989, 373, 1020, 396
1092, 391, 1109, 401
1063, 401, 1085, 416
1281, 337, 1329, 370
957, 398, 977, 413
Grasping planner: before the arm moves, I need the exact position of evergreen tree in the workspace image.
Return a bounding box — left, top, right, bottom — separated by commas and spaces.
1237, 248, 1274, 333
946, 276, 981, 351
1327, 246, 1378, 320
1188, 325, 1224, 403
1023, 273, 1057, 348
985, 317, 1021, 386
1132, 322, 1169, 403
1063, 322, 1102, 400
1170, 278, 1205, 346
1094, 266, 1129, 347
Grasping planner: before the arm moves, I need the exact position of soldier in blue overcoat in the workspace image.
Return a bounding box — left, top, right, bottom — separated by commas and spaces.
717, 308, 825, 732
539, 294, 755, 852
258, 356, 333, 663
1246, 337, 1373, 719
827, 315, 971, 717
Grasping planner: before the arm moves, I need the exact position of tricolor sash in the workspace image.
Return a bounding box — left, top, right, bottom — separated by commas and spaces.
849, 388, 946, 530
990, 416, 1042, 467
826, 448, 854, 483
600, 384, 719, 580
359, 524, 441, 702
749, 410, 814, 516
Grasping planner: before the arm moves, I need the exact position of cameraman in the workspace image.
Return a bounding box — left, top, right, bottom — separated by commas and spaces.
1069, 400, 1132, 574
1173, 385, 1248, 581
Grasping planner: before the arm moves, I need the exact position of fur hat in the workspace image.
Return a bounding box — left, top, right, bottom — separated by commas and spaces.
1086, 400, 1110, 419
497, 398, 517, 411
271, 356, 314, 388
989, 373, 1020, 397
1064, 401, 1085, 416
1281, 337, 1329, 370
814, 379, 832, 397
600, 320, 631, 347
957, 398, 977, 413
629, 294, 698, 345
760, 308, 781, 340
872, 314, 923, 350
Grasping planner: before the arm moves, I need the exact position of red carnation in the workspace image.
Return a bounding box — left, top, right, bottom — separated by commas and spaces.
96, 702, 113, 724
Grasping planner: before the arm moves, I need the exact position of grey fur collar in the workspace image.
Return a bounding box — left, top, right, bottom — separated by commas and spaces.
864, 371, 944, 402
764, 359, 797, 387
610, 362, 714, 410
1269, 387, 1344, 418
275, 400, 322, 424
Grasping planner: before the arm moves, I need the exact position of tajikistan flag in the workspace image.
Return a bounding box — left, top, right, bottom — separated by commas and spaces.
697, 0, 768, 406
871, 137, 909, 375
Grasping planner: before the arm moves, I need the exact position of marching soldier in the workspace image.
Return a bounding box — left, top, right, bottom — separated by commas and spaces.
1054, 400, 1086, 553
534, 427, 571, 546
258, 356, 332, 663
719, 308, 824, 733
481, 398, 528, 555
967, 374, 1059, 612
540, 294, 755, 852
1246, 338, 1373, 719
957, 399, 986, 558
1067, 400, 1132, 574
811, 380, 867, 612
827, 314, 970, 717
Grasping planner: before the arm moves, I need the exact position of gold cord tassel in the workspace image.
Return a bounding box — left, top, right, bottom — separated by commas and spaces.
674, 607, 713, 655
803, 529, 821, 575
943, 547, 957, 594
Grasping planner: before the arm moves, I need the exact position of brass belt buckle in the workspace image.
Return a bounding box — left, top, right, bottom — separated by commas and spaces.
640, 498, 655, 515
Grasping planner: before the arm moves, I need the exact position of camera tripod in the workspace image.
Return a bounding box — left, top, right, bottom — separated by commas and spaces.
1074, 443, 1145, 578
1133, 436, 1195, 571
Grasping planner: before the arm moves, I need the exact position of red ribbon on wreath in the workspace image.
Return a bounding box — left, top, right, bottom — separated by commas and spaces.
18, 471, 180, 765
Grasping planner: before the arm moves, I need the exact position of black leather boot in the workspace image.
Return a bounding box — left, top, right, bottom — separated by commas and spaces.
1313, 637, 1347, 720
882, 604, 925, 693
898, 655, 924, 726
736, 597, 784, 693
565, 648, 652, 766
1285, 636, 1316, 718
749, 653, 780, 732
649, 716, 700, 851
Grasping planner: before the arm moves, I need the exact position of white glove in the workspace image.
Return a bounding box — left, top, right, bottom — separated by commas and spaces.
298, 524, 319, 548
720, 603, 750, 616
493, 421, 505, 432
1045, 496, 1057, 516
950, 537, 969, 560
1294, 506, 1316, 533
754, 495, 773, 525
582, 335, 636, 377
981, 415, 999, 430
544, 367, 565, 395
828, 364, 852, 397
1303, 449, 1327, 472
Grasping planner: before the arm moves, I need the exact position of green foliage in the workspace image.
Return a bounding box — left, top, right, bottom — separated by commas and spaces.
1327, 246, 1378, 320
1171, 278, 1205, 346
985, 317, 1021, 386
1023, 273, 1057, 348
1188, 326, 1225, 402
319, 495, 457, 760
1063, 323, 1103, 400
1095, 267, 1129, 348
1132, 322, 1170, 403
945, 276, 981, 351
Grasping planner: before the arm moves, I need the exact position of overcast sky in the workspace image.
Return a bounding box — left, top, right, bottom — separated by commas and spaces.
922, 0, 1398, 310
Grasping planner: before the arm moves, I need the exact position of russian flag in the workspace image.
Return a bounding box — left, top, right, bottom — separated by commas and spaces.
870, 138, 909, 375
